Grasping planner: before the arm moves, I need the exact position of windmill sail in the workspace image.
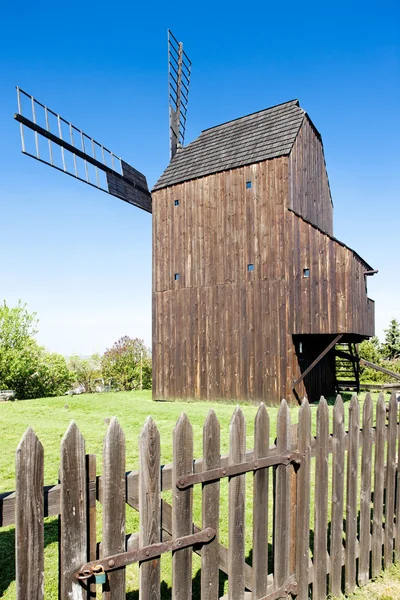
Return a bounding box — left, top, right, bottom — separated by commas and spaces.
14, 88, 151, 213
168, 30, 191, 160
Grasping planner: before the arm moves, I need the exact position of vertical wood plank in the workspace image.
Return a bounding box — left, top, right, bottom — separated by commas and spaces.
296, 398, 311, 600
372, 393, 386, 577
16, 427, 44, 600
252, 403, 269, 598
384, 392, 397, 568
274, 400, 291, 589
314, 397, 329, 600
228, 407, 246, 600
172, 413, 193, 600
139, 417, 161, 600
358, 393, 373, 586
202, 409, 221, 600
330, 395, 345, 597
345, 395, 359, 594
102, 417, 126, 600
87, 454, 97, 600
60, 422, 88, 600
396, 394, 400, 561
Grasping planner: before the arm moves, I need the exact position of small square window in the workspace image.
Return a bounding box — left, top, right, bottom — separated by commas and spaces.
174, 273, 180, 281
246, 181, 252, 189
303, 268, 310, 278
174, 199, 179, 206
247, 264, 254, 272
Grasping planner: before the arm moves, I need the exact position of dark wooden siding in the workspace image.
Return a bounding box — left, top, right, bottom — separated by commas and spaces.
152, 155, 374, 404
289, 117, 333, 235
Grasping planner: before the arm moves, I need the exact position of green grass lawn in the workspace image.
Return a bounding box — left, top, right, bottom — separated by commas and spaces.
0, 390, 398, 598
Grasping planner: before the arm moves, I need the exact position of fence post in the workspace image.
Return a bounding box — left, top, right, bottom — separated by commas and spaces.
172, 413, 193, 600
358, 393, 373, 586
296, 398, 311, 600
345, 395, 359, 594
330, 395, 345, 597
16, 428, 44, 600
384, 392, 397, 567
314, 397, 329, 600
202, 409, 221, 600
228, 407, 246, 600
102, 417, 126, 600
372, 393, 386, 577
274, 400, 291, 590
252, 403, 269, 598
139, 417, 161, 600
60, 422, 88, 600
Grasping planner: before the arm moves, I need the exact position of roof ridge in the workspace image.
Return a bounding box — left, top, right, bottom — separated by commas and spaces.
201, 99, 300, 133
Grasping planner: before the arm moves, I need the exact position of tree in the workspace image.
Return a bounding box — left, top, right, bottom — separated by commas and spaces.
0, 300, 38, 350
0, 300, 71, 399
101, 337, 152, 391
358, 337, 384, 382
382, 319, 400, 360
67, 354, 102, 393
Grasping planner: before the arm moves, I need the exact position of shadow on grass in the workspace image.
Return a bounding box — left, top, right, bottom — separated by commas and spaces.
0, 518, 58, 596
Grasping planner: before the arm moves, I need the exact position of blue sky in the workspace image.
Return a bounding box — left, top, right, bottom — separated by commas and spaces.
1, 0, 399, 356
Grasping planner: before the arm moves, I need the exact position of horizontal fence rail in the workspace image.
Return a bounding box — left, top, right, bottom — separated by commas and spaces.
0, 392, 399, 599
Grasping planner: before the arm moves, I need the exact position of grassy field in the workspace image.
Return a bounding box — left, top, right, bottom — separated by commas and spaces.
0, 390, 398, 598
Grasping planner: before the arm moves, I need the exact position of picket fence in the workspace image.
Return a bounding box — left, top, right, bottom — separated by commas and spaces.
0, 393, 399, 600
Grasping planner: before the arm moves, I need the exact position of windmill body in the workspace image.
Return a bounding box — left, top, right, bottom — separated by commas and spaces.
14, 33, 376, 404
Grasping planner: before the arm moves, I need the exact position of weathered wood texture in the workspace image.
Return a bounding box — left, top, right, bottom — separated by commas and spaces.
329, 395, 345, 597
102, 418, 126, 599
274, 401, 291, 589
6, 395, 400, 600
252, 404, 269, 598
296, 398, 311, 600
345, 396, 359, 594
288, 115, 333, 235
313, 397, 329, 600
15, 428, 44, 600
172, 413, 194, 600
228, 407, 246, 600
358, 394, 373, 586
139, 417, 161, 600
202, 410, 221, 600
152, 153, 374, 404
60, 422, 88, 600
372, 394, 386, 577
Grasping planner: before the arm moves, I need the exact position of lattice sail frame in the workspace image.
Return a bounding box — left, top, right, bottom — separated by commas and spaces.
14, 87, 151, 213
168, 30, 191, 160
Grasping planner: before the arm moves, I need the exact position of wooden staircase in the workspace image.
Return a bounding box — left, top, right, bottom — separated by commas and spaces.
335, 342, 360, 394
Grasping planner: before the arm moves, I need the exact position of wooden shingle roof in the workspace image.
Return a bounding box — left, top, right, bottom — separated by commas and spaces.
153, 99, 305, 191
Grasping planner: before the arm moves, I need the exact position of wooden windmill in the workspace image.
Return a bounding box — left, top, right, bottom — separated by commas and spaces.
14, 31, 376, 405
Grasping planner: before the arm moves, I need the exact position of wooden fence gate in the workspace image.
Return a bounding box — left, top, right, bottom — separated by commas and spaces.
1, 392, 400, 599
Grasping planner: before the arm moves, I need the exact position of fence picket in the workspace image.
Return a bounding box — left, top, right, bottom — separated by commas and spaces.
60, 422, 88, 600
228, 407, 246, 600
372, 393, 386, 577
16, 427, 44, 600
87, 454, 97, 599
202, 409, 221, 600
172, 413, 193, 600
396, 396, 400, 561
314, 397, 329, 600
358, 393, 373, 586
345, 395, 359, 594
139, 417, 161, 599
330, 395, 345, 597
252, 403, 269, 598
102, 417, 126, 600
296, 398, 311, 600
274, 400, 291, 590
384, 392, 397, 567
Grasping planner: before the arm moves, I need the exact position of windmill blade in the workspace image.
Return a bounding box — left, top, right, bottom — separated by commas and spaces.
168, 30, 191, 160
14, 87, 152, 213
